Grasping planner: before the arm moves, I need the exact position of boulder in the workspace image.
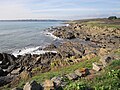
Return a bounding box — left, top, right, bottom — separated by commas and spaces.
100, 55, 113, 67
92, 62, 101, 71
51, 76, 62, 87
0, 53, 3, 60
74, 69, 82, 77
10, 68, 21, 75
64, 32, 75, 39
66, 73, 78, 80
0, 76, 13, 87
20, 71, 32, 80
23, 80, 41, 90
98, 48, 109, 56
0, 67, 8, 76
43, 80, 54, 90
79, 68, 89, 77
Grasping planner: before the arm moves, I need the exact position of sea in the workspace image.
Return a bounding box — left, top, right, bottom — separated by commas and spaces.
0, 20, 63, 56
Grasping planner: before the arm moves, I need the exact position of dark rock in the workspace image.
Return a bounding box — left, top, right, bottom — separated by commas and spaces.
0, 67, 8, 76
23, 80, 42, 90
0, 53, 16, 69
0, 53, 3, 60
0, 76, 13, 87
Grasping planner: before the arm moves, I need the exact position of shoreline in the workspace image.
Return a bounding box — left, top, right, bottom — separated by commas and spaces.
0, 18, 120, 89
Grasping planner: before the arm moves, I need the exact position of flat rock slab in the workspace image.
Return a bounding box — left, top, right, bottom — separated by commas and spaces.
43, 80, 54, 90
92, 62, 102, 71
66, 73, 78, 80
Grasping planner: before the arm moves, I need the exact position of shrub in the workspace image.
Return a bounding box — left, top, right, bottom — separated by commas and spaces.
108, 16, 117, 20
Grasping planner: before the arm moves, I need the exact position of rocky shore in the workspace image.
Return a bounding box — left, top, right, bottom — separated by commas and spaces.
0, 18, 120, 90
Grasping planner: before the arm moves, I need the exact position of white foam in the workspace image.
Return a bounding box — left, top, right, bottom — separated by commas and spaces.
66, 24, 69, 27
12, 46, 57, 57
45, 32, 61, 40
0, 61, 2, 64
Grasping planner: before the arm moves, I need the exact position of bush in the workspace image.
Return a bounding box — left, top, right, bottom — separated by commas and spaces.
64, 82, 89, 90
108, 16, 117, 20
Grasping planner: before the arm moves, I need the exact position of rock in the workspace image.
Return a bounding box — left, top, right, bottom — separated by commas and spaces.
23, 80, 41, 90
100, 55, 113, 67
79, 68, 89, 77
65, 31, 75, 39
10, 68, 21, 75
74, 69, 82, 77
6, 64, 16, 73
0, 53, 16, 69
66, 73, 78, 80
72, 47, 82, 56
0, 67, 8, 76
98, 48, 109, 56
85, 53, 96, 60
0, 76, 13, 87
43, 44, 56, 50
0, 53, 3, 60
51, 76, 62, 87
12, 87, 23, 90
43, 80, 54, 90
92, 62, 102, 71
20, 71, 32, 80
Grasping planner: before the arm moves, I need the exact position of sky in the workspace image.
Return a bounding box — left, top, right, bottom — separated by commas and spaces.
0, 0, 120, 20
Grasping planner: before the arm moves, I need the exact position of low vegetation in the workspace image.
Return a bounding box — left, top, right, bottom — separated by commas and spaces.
65, 60, 120, 90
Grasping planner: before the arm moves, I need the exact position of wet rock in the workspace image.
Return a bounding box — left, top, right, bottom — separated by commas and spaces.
43, 80, 54, 90
23, 80, 42, 90
0, 67, 8, 76
43, 44, 56, 50
0, 53, 3, 60
0, 53, 16, 69
66, 73, 78, 80
92, 62, 102, 71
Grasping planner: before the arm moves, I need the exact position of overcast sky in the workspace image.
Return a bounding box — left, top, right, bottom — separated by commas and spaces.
0, 0, 120, 20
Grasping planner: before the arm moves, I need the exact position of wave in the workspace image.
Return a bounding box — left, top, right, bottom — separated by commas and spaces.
12, 46, 57, 57
44, 31, 61, 40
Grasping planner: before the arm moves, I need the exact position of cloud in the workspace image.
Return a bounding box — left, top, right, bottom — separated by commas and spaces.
0, 0, 120, 20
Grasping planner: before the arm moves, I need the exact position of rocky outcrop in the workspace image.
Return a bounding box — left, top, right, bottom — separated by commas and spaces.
92, 62, 102, 71
23, 80, 42, 90
43, 80, 54, 90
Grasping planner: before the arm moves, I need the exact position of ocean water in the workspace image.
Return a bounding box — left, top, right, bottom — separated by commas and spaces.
0, 21, 63, 56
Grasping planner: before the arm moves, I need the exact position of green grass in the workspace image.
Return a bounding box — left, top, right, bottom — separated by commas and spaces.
87, 22, 120, 29
65, 59, 120, 90
31, 57, 99, 83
